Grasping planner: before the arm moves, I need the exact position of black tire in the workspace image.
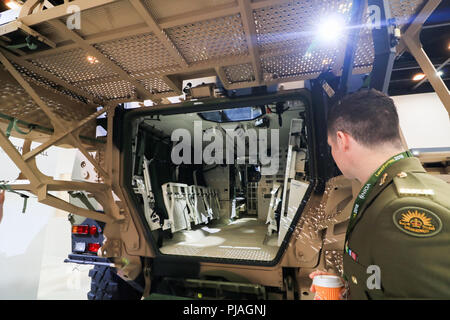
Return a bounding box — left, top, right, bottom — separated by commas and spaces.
87, 265, 143, 300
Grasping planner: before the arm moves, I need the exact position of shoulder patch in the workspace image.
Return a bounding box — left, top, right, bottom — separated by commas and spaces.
393, 207, 442, 237
393, 172, 434, 198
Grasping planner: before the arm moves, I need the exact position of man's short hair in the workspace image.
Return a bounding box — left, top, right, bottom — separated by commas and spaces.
327, 89, 403, 147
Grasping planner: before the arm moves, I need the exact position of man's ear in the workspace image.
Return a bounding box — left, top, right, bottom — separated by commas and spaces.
336, 131, 350, 151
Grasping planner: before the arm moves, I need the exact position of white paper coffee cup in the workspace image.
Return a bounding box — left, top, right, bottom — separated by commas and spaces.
313, 275, 343, 288
312, 275, 344, 300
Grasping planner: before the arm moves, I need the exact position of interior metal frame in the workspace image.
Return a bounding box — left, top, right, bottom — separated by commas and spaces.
121, 89, 316, 266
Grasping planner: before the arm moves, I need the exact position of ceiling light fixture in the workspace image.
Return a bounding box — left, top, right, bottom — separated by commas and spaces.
5, 0, 21, 9
412, 73, 425, 81
87, 56, 99, 64
316, 15, 347, 44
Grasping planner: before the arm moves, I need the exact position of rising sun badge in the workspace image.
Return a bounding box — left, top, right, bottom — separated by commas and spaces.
393, 207, 442, 237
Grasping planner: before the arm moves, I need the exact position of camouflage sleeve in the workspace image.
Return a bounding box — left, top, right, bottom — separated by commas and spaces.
368, 197, 450, 299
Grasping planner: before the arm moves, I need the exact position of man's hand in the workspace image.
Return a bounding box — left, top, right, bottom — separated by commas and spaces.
309, 270, 347, 300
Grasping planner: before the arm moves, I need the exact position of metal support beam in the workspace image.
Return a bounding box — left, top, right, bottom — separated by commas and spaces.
105, 107, 115, 181
9, 180, 107, 192
158, 2, 240, 29
60, 55, 252, 87
396, 0, 442, 56
22, 103, 115, 161
0, 102, 120, 224
332, 1, 368, 79
19, 0, 119, 27
41, 194, 113, 223
19, 0, 42, 19
403, 33, 450, 115
238, 0, 262, 84
422, 22, 450, 29
1, 48, 100, 105
22, 23, 150, 60
0, 50, 110, 180
391, 0, 448, 114
215, 66, 231, 90
0, 129, 44, 185
128, 0, 188, 69
368, 0, 396, 93
16, 21, 56, 48
47, 19, 154, 101
0, 2, 128, 227
412, 57, 450, 90
310, 75, 339, 192
337, 0, 366, 97
71, 136, 110, 180
0, 51, 66, 132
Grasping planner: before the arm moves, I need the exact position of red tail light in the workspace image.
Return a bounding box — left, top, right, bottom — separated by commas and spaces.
89, 225, 97, 235
72, 225, 89, 235
87, 243, 101, 253
72, 225, 101, 235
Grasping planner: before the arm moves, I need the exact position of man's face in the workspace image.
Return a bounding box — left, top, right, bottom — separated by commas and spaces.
327, 132, 354, 180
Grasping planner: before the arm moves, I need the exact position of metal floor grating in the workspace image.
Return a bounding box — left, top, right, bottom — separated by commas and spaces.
160, 217, 279, 261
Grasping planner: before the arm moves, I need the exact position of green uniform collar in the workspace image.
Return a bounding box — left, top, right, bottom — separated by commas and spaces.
345, 152, 421, 250
384, 156, 426, 175
366, 157, 426, 200
363, 157, 426, 200
354, 155, 425, 214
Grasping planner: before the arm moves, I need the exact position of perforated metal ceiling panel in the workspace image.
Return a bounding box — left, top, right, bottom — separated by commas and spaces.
390, 0, 426, 28
138, 78, 174, 94
253, 0, 353, 53
142, 0, 235, 20
165, 14, 249, 64
94, 33, 180, 74
261, 46, 339, 80
30, 48, 118, 83
0, 68, 96, 132
74, 0, 145, 37
0, 0, 428, 111
224, 63, 255, 83
12, 63, 90, 103
81, 79, 136, 100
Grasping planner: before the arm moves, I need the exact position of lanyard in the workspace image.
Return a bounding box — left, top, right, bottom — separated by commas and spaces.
344, 151, 412, 250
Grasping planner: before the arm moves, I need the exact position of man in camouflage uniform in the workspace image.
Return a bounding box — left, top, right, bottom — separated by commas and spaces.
310, 89, 450, 299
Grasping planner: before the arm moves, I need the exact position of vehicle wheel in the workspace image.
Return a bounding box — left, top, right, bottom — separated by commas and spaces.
87, 265, 142, 300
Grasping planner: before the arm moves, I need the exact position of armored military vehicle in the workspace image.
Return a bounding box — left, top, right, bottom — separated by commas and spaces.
0, 0, 447, 299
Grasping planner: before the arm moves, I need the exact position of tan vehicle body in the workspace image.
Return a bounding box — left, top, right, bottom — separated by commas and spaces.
0, 0, 448, 299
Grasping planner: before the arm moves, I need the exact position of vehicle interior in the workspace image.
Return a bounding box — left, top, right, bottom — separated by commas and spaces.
130, 97, 312, 262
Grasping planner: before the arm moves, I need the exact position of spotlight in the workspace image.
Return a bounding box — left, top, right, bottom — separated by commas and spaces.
5, 0, 21, 9
412, 73, 425, 81
87, 56, 99, 64
437, 70, 444, 77
316, 15, 346, 44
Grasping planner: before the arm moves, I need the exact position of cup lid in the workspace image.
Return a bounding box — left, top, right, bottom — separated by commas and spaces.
312, 275, 343, 288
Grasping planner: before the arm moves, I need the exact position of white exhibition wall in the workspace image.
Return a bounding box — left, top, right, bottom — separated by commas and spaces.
0, 138, 90, 299
393, 92, 450, 149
